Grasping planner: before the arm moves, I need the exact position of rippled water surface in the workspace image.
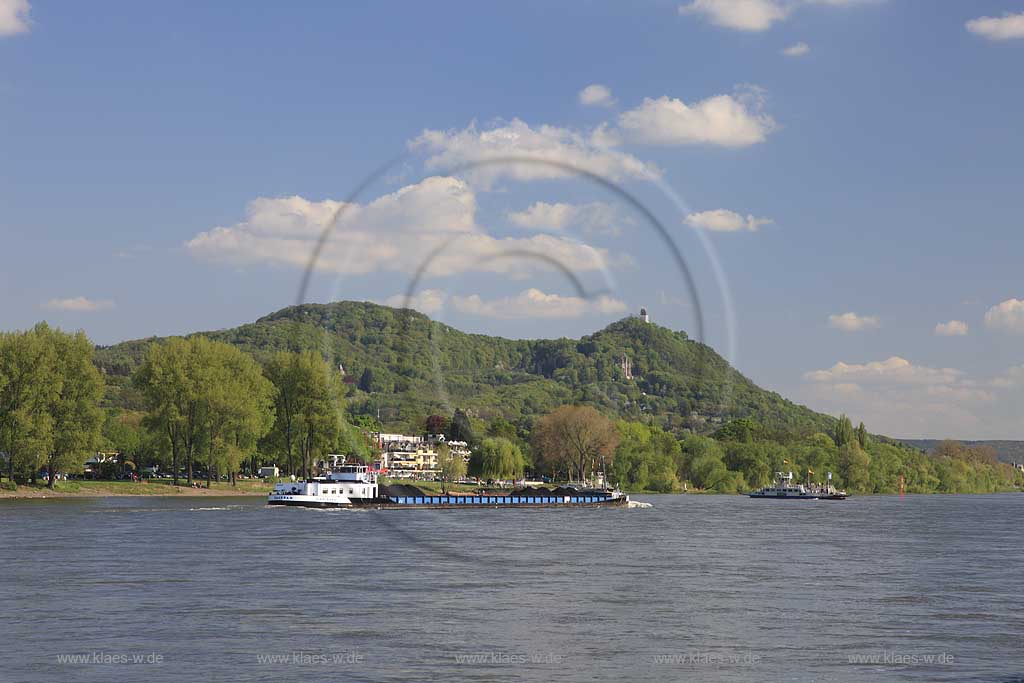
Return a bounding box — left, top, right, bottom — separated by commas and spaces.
2, 494, 1022, 682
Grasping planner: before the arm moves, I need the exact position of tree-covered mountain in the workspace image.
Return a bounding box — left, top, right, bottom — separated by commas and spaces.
94, 300, 836, 438
897, 439, 1024, 465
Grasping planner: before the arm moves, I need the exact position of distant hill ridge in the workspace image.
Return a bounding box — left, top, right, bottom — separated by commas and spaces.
95, 300, 837, 436
898, 439, 1024, 465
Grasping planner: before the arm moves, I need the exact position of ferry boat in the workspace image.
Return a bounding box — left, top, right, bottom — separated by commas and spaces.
748, 471, 847, 500
267, 462, 630, 509
808, 471, 848, 500
748, 471, 819, 500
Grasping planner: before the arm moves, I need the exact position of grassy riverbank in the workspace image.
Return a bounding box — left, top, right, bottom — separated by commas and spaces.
1, 478, 1018, 500
0, 479, 273, 499
1, 478, 488, 499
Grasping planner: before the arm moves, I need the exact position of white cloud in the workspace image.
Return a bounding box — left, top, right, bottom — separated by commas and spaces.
990, 365, 1024, 389
782, 41, 810, 57
923, 385, 996, 403
828, 312, 879, 332
451, 288, 627, 319
589, 122, 622, 148
683, 208, 772, 232
411, 119, 660, 188
508, 201, 622, 235
0, 0, 30, 36
805, 0, 879, 5
797, 354, 1016, 438
508, 202, 579, 231
42, 296, 114, 312
679, 0, 878, 32
984, 298, 1024, 333
934, 320, 968, 337
618, 89, 775, 147
679, 0, 788, 32
579, 84, 616, 107
186, 176, 611, 278
966, 12, 1024, 41
800, 381, 991, 439
804, 357, 961, 386
383, 289, 447, 315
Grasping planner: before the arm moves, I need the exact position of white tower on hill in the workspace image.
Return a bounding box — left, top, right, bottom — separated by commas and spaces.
640, 307, 650, 323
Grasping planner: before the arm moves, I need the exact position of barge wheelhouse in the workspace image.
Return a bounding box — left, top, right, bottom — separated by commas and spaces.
267, 464, 378, 508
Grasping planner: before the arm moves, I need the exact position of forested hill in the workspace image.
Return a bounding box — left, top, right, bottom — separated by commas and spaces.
898, 440, 1024, 465
94, 300, 835, 437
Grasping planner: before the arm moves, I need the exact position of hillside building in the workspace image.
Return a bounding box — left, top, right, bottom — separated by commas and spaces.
370, 432, 472, 479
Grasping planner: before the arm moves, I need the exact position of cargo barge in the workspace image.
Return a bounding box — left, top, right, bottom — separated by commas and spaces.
267, 464, 629, 509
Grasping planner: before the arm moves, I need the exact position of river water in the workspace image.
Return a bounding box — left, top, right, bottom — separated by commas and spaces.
1, 493, 1021, 682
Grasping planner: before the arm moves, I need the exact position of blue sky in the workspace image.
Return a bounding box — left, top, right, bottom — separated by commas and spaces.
3, 0, 1024, 438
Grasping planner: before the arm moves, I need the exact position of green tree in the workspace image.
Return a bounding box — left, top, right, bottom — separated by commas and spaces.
448, 408, 475, 445
722, 442, 775, 489
689, 452, 732, 492
435, 442, 466, 493
833, 414, 855, 448
264, 352, 302, 475
613, 421, 653, 490
129, 415, 169, 473
806, 432, 837, 450
358, 367, 376, 393
0, 325, 57, 483
293, 352, 343, 479
486, 417, 517, 441
838, 443, 871, 492
134, 337, 205, 485
678, 434, 723, 485
350, 414, 382, 433
713, 417, 761, 443
101, 412, 143, 463
476, 437, 525, 482
645, 459, 682, 493
611, 421, 683, 492
336, 422, 375, 464
855, 421, 869, 449
199, 341, 275, 487
42, 328, 104, 488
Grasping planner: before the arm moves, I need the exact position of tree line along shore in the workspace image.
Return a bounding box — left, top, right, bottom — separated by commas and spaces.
1, 323, 1021, 497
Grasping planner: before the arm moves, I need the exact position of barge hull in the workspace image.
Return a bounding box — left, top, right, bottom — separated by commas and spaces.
268, 498, 629, 510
